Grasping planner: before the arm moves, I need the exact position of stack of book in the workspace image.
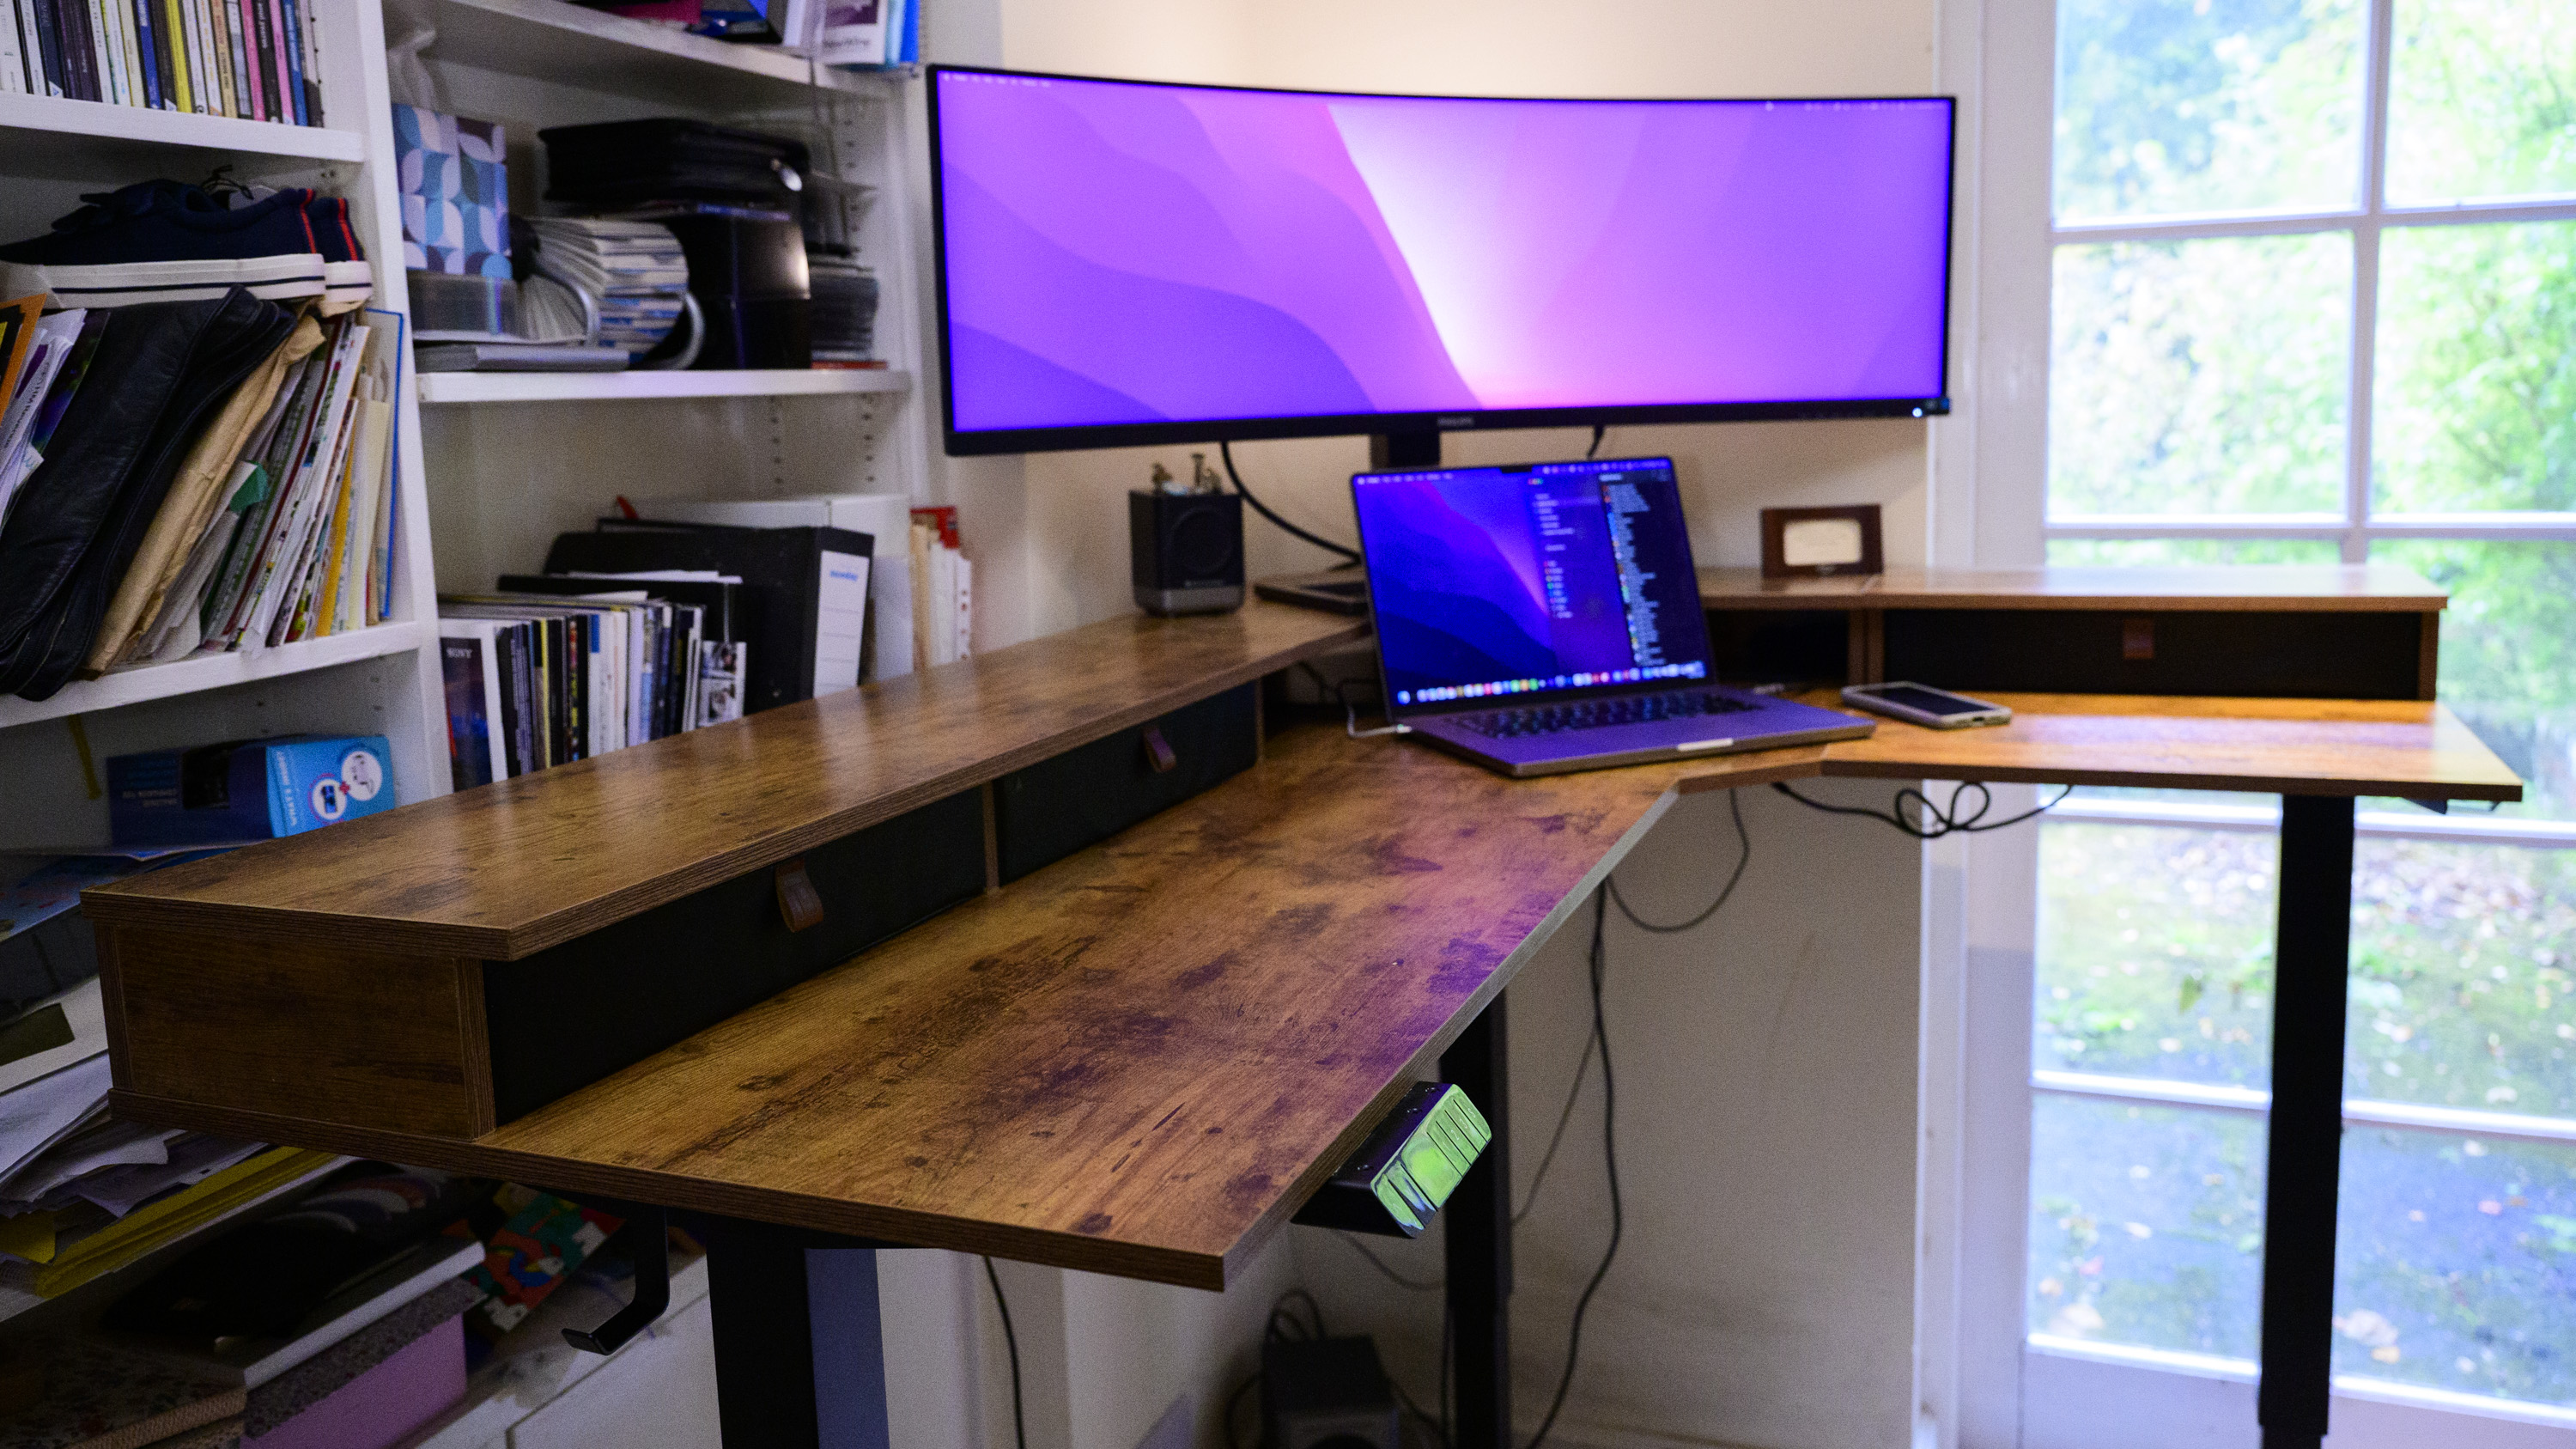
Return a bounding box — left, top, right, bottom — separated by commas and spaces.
0, 0, 323, 123
438, 585, 744, 789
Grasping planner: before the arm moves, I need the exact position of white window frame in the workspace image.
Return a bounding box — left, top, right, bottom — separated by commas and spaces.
1921, 1, 2576, 1446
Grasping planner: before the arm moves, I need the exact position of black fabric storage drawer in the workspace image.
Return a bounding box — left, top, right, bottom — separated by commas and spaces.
993, 684, 1258, 884
482, 788, 986, 1123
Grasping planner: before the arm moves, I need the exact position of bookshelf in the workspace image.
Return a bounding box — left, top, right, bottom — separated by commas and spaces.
0, 94, 370, 168
0, 622, 431, 731
0, 0, 448, 849
416, 367, 912, 403
424, 0, 898, 107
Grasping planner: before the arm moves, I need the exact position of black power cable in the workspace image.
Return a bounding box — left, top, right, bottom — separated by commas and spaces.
1608, 787, 1752, 934
1770, 778, 2072, 839
1523, 891, 1623, 1449
1219, 440, 1361, 563
1584, 425, 1607, 460
982, 1257, 1027, 1449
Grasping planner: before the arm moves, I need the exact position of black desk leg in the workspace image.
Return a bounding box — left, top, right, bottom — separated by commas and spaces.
704, 1221, 892, 1449
1445, 992, 1513, 1449
2257, 795, 2357, 1449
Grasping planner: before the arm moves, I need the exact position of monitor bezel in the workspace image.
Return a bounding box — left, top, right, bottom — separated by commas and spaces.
1351, 454, 1721, 721
926, 64, 1959, 458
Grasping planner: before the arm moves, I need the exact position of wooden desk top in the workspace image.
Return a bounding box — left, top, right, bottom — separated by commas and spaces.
1806, 692, 2523, 802
121, 723, 1694, 1289
83, 604, 1367, 960
106, 693, 2520, 1291
1698, 563, 2447, 612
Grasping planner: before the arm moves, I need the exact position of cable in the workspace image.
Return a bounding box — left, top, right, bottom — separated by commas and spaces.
1769, 779, 2073, 839
1221, 440, 1361, 563
982, 1257, 1027, 1449
1510, 1033, 1593, 1227
1223, 1373, 1260, 1449
1330, 1229, 1443, 1291
1347, 703, 1413, 739
1584, 425, 1607, 460
1607, 788, 1752, 934
1524, 891, 1623, 1449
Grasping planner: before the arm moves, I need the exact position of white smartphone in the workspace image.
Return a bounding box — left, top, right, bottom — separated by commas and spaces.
1839, 681, 2014, 729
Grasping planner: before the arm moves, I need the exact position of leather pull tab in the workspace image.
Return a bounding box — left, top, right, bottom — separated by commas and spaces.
775, 859, 825, 933
1142, 725, 1178, 774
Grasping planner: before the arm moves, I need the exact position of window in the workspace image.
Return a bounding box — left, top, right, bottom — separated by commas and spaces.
2027, 0, 2576, 1430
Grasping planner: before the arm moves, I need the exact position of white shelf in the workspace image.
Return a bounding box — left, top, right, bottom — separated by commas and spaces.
427, 0, 899, 107
416, 368, 910, 404
0, 620, 428, 731
0, 93, 366, 175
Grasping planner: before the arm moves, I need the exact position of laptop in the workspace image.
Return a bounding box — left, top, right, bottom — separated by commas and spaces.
1350, 456, 1875, 777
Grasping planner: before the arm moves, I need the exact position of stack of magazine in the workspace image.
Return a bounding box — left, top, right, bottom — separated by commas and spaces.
0, 301, 402, 671
437, 584, 746, 788
527, 218, 691, 362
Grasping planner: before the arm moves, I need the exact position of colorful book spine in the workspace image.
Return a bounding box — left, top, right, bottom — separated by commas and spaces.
88, 0, 121, 104
275, 0, 301, 124
29, 0, 64, 96
127, 0, 158, 107
245, 0, 273, 119
157, 0, 185, 108
260, 0, 285, 124
207, 0, 234, 114
231, 0, 257, 118
61, 0, 96, 102
185, 0, 213, 112
108, 0, 140, 105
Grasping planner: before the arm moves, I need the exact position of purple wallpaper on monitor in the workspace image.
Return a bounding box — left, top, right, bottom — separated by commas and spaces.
934, 71, 1953, 435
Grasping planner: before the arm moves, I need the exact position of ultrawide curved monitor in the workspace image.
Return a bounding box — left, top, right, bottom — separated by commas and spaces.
928, 66, 1956, 456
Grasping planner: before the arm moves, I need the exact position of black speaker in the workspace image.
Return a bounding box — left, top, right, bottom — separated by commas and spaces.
1129, 490, 1244, 615
1261, 1336, 1400, 1449
664, 215, 812, 369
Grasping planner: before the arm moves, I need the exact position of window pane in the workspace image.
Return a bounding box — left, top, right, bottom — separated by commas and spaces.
2039, 821, 2277, 1085
2335, 1128, 2576, 1407
2350, 838, 2576, 1117
2372, 539, 2576, 821
2028, 1095, 2267, 1357
2046, 538, 2344, 566
2054, 0, 2364, 221
2385, 0, 2576, 204
2372, 221, 2576, 514
2050, 235, 2351, 519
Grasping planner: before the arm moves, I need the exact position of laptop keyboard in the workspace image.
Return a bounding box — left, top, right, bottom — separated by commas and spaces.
1452, 690, 1757, 739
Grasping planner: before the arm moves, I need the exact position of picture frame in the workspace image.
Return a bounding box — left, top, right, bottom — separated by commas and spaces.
1759, 503, 1884, 579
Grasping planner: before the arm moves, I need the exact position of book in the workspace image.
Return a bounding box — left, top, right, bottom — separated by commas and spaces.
27, 0, 63, 97
125, 0, 156, 108
413, 341, 628, 372
157, 0, 184, 110
543, 523, 871, 712
0, 0, 24, 93
112, 1233, 482, 1390
0, 294, 45, 423
273, 0, 300, 123
13, 0, 50, 95
0, 1342, 242, 1449
439, 621, 505, 788
0, 310, 100, 529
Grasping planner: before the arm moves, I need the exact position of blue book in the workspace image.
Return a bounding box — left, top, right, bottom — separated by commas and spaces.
277, 0, 307, 125
126, 0, 160, 110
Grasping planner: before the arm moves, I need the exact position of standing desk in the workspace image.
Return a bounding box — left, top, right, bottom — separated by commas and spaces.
82, 574, 2518, 1449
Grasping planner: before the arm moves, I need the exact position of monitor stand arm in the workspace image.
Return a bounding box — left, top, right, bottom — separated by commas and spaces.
1370, 430, 1442, 469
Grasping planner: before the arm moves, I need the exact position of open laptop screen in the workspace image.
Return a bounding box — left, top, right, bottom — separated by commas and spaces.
1352, 458, 1714, 716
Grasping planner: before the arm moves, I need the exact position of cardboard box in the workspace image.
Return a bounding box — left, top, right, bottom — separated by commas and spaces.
108, 736, 396, 848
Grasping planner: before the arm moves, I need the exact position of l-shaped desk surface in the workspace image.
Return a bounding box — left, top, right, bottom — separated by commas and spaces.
87, 570, 2520, 1295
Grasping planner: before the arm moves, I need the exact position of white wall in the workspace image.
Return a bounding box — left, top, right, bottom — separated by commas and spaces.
901, 6, 1947, 1449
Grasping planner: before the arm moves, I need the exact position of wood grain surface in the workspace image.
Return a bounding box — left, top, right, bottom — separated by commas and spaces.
106, 927, 492, 1137
82, 605, 1367, 959
1790, 691, 2523, 801
1699, 563, 2448, 612
118, 724, 1689, 1288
